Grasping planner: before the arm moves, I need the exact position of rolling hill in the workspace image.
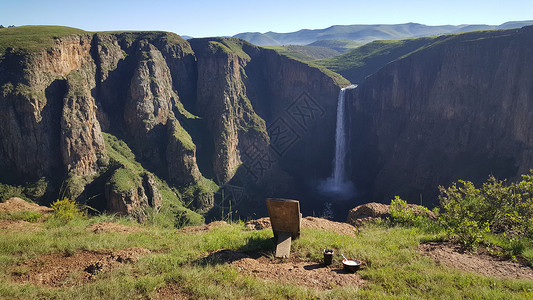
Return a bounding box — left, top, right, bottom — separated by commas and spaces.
234, 21, 533, 46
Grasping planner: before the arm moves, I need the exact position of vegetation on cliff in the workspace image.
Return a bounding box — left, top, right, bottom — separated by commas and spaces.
0, 26, 87, 53
314, 37, 438, 83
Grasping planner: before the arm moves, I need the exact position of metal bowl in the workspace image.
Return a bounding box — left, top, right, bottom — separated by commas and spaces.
342, 258, 361, 272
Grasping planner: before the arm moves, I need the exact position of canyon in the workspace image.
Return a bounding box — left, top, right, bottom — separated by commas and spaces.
1, 25, 533, 221
0, 27, 344, 220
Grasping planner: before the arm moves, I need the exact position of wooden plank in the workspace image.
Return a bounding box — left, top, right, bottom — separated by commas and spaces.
275, 232, 292, 258
266, 198, 301, 239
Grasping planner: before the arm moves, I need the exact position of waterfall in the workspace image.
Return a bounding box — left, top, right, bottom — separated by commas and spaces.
318, 84, 357, 199
332, 84, 357, 189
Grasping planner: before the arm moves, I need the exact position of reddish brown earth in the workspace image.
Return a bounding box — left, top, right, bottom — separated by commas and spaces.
87, 222, 146, 234
153, 285, 190, 300
203, 249, 365, 290
246, 216, 357, 237
0, 197, 53, 234
0, 197, 53, 213
178, 221, 229, 233
10, 248, 151, 287
418, 242, 533, 280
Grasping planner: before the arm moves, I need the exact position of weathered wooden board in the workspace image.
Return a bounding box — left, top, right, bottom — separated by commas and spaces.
266, 198, 301, 258
266, 198, 301, 239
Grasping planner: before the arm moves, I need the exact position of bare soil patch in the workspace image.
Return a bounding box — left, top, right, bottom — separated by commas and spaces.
10, 247, 151, 287
0, 197, 53, 214
87, 222, 146, 234
418, 242, 533, 280
179, 221, 229, 233
246, 217, 357, 237
153, 285, 190, 300
202, 249, 365, 290
0, 220, 42, 234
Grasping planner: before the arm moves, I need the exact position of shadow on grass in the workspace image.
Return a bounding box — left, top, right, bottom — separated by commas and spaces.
193, 236, 276, 267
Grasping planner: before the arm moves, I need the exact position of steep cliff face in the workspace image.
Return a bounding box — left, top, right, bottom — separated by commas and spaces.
0, 27, 344, 219
189, 38, 345, 216
348, 26, 533, 205
190, 38, 269, 185
0, 34, 102, 182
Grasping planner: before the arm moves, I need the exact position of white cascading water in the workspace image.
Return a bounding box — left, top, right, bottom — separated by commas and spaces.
318, 84, 357, 199
332, 86, 352, 188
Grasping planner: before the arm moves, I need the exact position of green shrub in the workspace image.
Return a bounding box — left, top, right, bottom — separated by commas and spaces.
0, 183, 26, 202
439, 171, 533, 251
388, 196, 434, 228
175, 209, 205, 228
50, 197, 85, 223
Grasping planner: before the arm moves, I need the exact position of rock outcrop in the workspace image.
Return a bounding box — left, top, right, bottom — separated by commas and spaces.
346, 202, 436, 226
105, 171, 161, 221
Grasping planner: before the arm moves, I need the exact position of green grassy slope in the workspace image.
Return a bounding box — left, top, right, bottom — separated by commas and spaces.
0, 26, 191, 56
262, 40, 363, 61
307, 39, 364, 53
262, 45, 341, 61
314, 28, 523, 84
314, 37, 438, 84
0, 26, 87, 53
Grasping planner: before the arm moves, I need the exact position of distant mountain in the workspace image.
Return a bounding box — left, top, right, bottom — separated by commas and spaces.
180, 35, 193, 40
234, 21, 533, 45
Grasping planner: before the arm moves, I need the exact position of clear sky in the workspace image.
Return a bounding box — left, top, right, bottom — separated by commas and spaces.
1, 0, 532, 37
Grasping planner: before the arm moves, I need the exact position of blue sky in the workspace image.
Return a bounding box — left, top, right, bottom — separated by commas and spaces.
1, 0, 532, 37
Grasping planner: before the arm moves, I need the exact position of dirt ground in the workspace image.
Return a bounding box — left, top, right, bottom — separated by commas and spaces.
178, 220, 229, 234
246, 216, 357, 237
0, 197, 53, 213
10, 248, 151, 287
153, 285, 190, 300
87, 222, 146, 234
201, 249, 365, 290
418, 242, 533, 280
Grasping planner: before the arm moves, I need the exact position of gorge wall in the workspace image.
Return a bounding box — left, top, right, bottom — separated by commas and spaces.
347, 26, 533, 206
0, 28, 344, 219
3, 25, 533, 220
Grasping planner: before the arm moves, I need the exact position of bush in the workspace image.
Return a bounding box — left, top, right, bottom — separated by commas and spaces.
0, 183, 27, 202
388, 196, 434, 228
175, 209, 205, 228
439, 171, 533, 250
50, 197, 85, 223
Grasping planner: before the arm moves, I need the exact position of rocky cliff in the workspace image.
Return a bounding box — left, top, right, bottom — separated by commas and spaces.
347, 26, 533, 205
0, 27, 345, 220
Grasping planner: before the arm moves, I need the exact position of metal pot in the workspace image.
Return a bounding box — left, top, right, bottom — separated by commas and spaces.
342, 258, 361, 273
